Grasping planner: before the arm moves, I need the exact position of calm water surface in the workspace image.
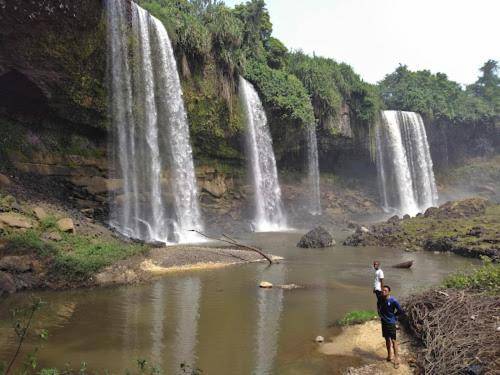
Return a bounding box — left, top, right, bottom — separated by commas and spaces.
0, 230, 477, 374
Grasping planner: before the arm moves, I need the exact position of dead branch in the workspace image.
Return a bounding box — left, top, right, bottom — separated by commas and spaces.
188, 230, 273, 265
403, 289, 500, 374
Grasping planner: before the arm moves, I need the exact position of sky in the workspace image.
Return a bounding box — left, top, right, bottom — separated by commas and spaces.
223, 0, 500, 85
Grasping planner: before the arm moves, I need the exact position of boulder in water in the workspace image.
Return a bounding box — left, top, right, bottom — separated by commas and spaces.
259, 281, 273, 288
297, 226, 335, 248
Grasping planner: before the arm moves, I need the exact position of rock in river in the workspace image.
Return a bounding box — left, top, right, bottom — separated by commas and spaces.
297, 226, 335, 248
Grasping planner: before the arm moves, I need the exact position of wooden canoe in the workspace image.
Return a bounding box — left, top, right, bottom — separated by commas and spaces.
392, 260, 414, 269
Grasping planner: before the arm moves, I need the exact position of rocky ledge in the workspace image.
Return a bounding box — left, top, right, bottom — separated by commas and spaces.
343, 197, 499, 261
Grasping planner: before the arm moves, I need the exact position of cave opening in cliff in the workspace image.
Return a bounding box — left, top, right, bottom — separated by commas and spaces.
0, 69, 49, 117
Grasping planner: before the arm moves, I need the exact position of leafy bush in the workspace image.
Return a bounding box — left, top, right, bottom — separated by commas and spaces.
244, 59, 314, 126
337, 310, 378, 326
443, 258, 500, 293
287, 51, 381, 132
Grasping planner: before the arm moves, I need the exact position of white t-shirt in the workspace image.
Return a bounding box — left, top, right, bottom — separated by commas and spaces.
374, 269, 384, 291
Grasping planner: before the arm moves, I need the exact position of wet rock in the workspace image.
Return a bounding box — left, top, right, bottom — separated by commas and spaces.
423, 237, 455, 252
200, 175, 228, 198
0, 173, 11, 187
70, 176, 123, 195
43, 231, 62, 241
387, 215, 400, 224
259, 281, 273, 288
403, 214, 411, 220
297, 226, 335, 248
359, 226, 370, 233
347, 221, 359, 230
467, 226, 484, 237
0, 195, 18, 212
0, 255, 33, 273
0, 271, 16, 295
424, 206, 439, 217
56, 218, 75, 233
0, 212, 33, 228
32, 206, 48, 221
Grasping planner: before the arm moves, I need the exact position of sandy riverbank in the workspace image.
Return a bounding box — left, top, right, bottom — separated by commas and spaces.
94, 245, 282, 286
319, 320, 415, 374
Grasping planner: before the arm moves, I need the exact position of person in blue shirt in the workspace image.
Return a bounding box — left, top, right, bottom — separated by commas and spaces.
379, 285, 404, 369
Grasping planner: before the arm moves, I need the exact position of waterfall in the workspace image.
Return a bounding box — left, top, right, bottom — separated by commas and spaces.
239, 77, 287, 231
306, 125, 321, 215
106, 0, 203, 244
375, 110, 438, 216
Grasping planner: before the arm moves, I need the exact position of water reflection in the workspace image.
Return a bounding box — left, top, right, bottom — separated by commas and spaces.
254, 264, 286, 375
151, 282, 166, 364
121, 287, 141, 363
172, 277, 201, 372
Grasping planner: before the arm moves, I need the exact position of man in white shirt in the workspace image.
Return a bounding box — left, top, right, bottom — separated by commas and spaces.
373, 260, 384, 309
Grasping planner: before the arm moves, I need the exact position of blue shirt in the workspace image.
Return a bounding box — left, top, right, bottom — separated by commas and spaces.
379, 296, 403, 324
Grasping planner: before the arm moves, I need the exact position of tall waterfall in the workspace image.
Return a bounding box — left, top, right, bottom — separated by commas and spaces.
239, 77, 287, 231
106, 0, 203, 244
306, 125, 321, 215
375, 110, 438, 216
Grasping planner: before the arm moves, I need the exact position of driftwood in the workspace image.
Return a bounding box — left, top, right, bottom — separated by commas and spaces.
403, 289, 500, 374
188, 230, 274, 265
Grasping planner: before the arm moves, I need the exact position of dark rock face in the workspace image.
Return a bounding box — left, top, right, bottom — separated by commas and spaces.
0, 270, 16, 295
423, 237, 456, 252
0, 255, 33, 273
0, 0, 107, 128
297, 226, 335, 248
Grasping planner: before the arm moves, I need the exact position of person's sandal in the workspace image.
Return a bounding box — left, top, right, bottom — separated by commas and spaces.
386, 357, 392, 362
394, 362, 400, 369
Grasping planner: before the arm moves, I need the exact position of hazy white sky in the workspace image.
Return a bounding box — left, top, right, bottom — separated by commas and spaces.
224, 0, 500, 84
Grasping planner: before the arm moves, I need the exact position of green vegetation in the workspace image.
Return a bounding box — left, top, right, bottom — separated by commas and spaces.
379, 60, 499, 122
287, 51, 381, 133
337, 310, 378, 326
4, 228, 146, 283
244, 59, 314, 126
443, 258, 500, 293
138, 0, 383, 163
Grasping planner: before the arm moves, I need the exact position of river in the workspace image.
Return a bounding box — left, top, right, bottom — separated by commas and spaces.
0, 230, 477, 374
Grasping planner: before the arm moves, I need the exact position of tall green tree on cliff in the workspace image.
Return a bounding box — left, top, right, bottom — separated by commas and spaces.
468, 59, 500, 114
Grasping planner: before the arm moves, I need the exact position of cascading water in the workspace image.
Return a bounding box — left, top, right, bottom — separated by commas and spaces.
239, 76, 287, 231
375, 110, 438, 216
106, 0, 203, 244
306, 125, 321, 215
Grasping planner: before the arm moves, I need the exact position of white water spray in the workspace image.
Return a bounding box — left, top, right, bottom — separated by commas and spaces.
239, 77, 287, 231
375, 110, 438, 216
106, 0, 203, 244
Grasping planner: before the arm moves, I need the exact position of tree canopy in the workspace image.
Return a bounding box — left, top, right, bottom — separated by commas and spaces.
379, 62, 499, 122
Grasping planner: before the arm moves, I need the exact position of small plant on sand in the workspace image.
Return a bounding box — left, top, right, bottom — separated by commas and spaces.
337, 310, 378, 326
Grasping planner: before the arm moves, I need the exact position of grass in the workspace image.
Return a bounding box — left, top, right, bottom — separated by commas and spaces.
4, 228, 147, 283
337, 310, 378, 326
443, 258, 500, 294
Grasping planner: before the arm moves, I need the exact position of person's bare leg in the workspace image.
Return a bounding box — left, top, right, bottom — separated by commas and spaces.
385, 338, 392, 361
392, 338, 399, 368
